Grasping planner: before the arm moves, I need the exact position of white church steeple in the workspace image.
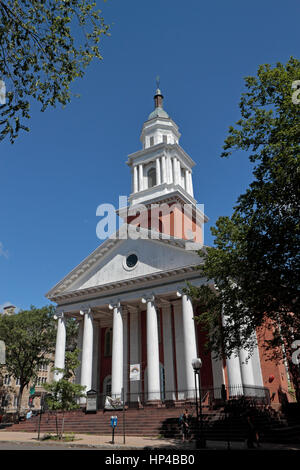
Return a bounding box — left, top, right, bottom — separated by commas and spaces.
126, 83, 196, 208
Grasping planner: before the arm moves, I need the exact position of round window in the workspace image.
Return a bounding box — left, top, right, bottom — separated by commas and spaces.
126, 253, 138, 268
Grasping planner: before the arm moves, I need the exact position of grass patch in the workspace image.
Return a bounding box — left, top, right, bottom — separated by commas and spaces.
42, 432, 80, 442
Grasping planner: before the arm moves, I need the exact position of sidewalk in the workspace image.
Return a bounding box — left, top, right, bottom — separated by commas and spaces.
1, 430, 300, 450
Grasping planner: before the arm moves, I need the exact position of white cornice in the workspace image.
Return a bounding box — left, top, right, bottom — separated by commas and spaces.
140, 118, 181, 140
127, 143, 195, 168
48, 263, 203, 304
127, 185, 197, 208
142, 116, 179, 131
45, 224, 205, 300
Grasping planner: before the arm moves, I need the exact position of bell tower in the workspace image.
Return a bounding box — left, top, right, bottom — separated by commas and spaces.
122, 82, 207, 246
127, 84, 195, 207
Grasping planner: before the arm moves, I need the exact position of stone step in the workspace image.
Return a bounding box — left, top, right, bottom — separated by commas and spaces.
9, 407, 296, 442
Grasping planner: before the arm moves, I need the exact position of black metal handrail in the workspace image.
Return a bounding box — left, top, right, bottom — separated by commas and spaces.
96, 384, 270, 410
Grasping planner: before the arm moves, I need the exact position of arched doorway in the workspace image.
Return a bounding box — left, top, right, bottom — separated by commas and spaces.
102, 375, 112, 407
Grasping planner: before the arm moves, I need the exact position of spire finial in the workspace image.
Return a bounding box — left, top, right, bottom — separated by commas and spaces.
154, 76, 163, 109
156, 75, 160, 90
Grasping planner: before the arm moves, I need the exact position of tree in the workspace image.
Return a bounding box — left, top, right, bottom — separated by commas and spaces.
0, 0, 109, 142
0, 305, 79, 417
186, 57, 300, 401
0, 305, 56, 416
43, 349, 85, 438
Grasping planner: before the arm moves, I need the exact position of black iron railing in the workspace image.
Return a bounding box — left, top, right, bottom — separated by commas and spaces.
97, 384, 270, 410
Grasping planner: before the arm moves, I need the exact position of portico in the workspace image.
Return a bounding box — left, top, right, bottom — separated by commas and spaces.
51, 259, 205, 407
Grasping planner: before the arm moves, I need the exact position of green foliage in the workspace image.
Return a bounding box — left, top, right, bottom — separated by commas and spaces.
44, 349, 85, 413
0, 0, 109, 142
0, 305, 56, 389
42, 431, 77, 441
0, 305, 80, 412
186, 57, 300, 398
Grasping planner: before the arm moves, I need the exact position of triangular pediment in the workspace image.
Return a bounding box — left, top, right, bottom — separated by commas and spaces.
46, 227, 203, 300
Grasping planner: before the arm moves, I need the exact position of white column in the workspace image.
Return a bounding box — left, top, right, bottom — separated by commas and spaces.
179, 293, 198, 398
250, 331, 264, 387
222, 313, 243, 396
225, 353, 243, 396
110, 302, 123, 398
133, 165, 138, 193
161, 155, 167, 184
143, 295, 160, 401
138, 164, 143, 192
156, 157, 161, 185
80, 309, 94, 399
168, 157, 173, 183
185, 169, 190, 194
177, 160, 181, 186
172, 157, 177, 184
188, 172, 194, 197
123, 310, 128, 402
54, 313, 66, 382
239, 348, 255, 387
172, 157, 178, 184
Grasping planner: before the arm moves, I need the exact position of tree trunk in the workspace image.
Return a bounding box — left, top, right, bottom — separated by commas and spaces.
16, 385, 25, 421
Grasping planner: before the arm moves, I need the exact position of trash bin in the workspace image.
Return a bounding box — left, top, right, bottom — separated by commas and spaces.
86, 389, 98, 414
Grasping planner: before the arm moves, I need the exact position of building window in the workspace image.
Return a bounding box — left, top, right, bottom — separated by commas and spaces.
4, 375, 11, 385
148, 167, 156, 188
149, 136, 154, 146
163, 135, 167, 144
126, 253, 138, 268
15, 377, 20, 386
104, 328, 112, 357
37, 376, 47, 386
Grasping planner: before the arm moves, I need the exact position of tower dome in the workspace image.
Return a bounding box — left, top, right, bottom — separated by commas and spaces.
148, 88, 169, 120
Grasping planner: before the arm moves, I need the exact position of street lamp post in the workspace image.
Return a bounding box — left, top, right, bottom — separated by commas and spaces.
192, 358, 206, 449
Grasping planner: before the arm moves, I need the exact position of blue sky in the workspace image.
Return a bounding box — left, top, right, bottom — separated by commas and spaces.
0, 0, 299, 312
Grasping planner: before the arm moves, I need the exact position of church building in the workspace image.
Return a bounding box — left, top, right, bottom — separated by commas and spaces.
46, 86, 290, 408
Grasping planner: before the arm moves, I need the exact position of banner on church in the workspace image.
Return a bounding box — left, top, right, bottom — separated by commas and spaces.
129, 364, 140, 381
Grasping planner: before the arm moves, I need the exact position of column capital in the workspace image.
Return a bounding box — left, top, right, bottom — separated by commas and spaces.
79, 306, 93, 316
177, 290, 192, 301
54, 311, 64, 321
141, 294, 155, 304
108, 300, 121, 310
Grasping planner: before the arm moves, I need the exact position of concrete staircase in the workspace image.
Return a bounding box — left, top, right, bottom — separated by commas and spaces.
5, 405, 300, 443
5, 407, 201, 437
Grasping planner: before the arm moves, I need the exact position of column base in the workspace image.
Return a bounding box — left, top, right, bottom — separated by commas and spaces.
128, 401, 144, 409
145, 400, 162, 407
173, 400, 188, 408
